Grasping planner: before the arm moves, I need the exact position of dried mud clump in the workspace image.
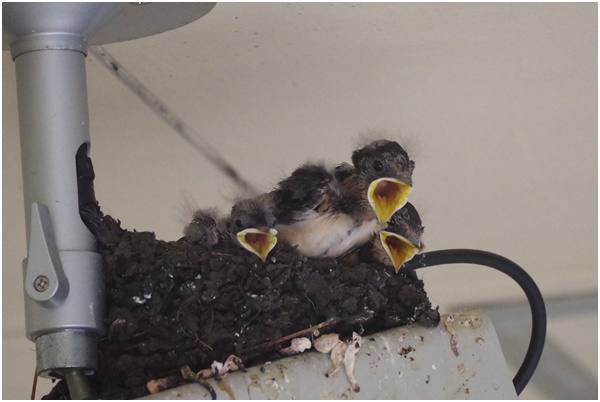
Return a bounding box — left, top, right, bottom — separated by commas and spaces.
44, 212, 439, 400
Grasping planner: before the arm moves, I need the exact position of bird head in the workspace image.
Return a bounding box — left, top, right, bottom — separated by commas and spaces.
226, 197, 278, 262
378, 202, 424, 272
352, 140, 415, 223
183, 207, 221, 246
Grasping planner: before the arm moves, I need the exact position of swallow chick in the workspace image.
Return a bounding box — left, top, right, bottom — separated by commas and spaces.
271, 161, 376, 258
271, 139, 414, 259
349, 139, 414, 225
184, 207, 222, 247
224, 196, 278, 262
184, 196, 278, 262
350, 202, 424, 273
378, 201, 424, 272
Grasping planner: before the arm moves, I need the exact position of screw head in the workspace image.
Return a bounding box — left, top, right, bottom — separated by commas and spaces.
33, 275, 49, 292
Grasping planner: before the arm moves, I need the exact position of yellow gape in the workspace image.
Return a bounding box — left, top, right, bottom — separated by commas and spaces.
367, 178, 412, 224
237, 228, 278, 262
379, 230, 419, 272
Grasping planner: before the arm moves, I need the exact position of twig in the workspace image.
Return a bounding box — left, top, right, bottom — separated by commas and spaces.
244, 317, 339, 355
30, 367, 38, 400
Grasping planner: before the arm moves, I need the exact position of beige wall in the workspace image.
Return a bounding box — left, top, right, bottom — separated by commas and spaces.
3, 3, 597, 399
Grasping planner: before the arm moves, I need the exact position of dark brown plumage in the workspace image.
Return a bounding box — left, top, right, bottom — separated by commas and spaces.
270, 139, 415, 258
183, 196, 277, 261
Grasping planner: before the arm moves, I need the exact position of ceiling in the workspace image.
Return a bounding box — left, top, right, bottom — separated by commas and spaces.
2, 3, 597, 399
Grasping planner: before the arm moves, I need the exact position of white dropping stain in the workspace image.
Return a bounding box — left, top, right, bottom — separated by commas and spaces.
195, 274, 201, 279
397, 330, 409, 343
250, 294, 257, 298
144, 293, 152, 300
378, 335, 397, 368
432, 364, 437, 370
379, 335, 391, 354
132, 296, 147, 304
266, 379, 279, 390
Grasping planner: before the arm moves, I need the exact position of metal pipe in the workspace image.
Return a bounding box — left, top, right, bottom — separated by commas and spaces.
142, 310, 517, 399
15, 36, 95, 251
65, 370, 96, 400
14, 32, 106, 379
4, 1, 125, 381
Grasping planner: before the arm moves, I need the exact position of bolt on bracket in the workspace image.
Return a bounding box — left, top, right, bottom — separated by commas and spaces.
23, 202, 69, 307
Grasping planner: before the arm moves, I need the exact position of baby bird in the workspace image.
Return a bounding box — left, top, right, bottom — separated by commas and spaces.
344, 139, 414, 225
184, 206, 222, 247
271, 139, 414, 259
271, 161, 372, 259
353, 202, 424, 272
184, 196, 278, 262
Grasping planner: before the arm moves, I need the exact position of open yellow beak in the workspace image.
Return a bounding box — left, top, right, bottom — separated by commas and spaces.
236, 228, 278, 262
379, 230, 419, 273
368, 178, 412, 224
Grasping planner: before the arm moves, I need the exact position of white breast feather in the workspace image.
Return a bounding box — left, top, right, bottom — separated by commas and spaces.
276, 211, 378, 258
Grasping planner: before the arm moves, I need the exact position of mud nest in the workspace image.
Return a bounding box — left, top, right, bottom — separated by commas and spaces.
43, 149, 439, 399
44, 212, 439, 400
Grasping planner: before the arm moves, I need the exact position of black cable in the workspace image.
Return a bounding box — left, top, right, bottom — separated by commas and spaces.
403, 249, 546, 396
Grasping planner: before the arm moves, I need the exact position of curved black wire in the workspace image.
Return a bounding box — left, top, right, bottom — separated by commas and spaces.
403, 249, 546, 395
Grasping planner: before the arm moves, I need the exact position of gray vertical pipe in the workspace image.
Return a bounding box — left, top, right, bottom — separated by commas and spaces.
15, 45, 106, 376
15, 42, 95, 251
4, 2, 126, 379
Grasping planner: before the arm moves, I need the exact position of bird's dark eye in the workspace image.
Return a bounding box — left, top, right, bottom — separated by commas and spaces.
235, 219, 243, 228
373, 160, 384, 171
